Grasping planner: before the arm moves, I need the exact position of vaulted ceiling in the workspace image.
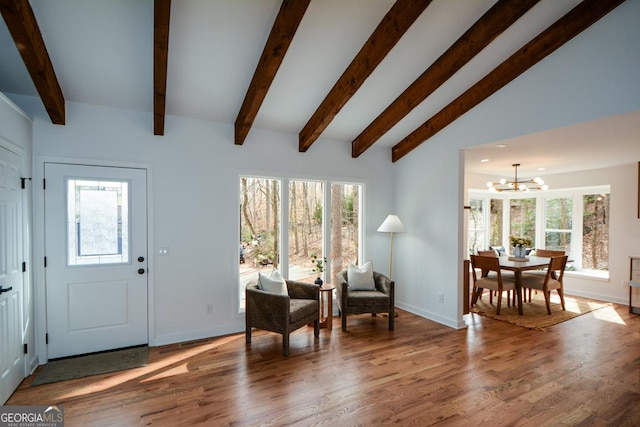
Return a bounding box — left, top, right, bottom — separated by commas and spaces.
0, 0, 633, 168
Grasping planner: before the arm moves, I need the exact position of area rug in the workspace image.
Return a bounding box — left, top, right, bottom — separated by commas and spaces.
470, 292, 611, 330
32, 345, 148, 386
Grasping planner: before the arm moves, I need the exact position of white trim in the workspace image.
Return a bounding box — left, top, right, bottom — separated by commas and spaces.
0, 92, 32, 122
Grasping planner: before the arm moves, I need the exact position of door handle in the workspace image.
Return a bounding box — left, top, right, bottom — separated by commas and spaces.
0, 286, 13, 294
138, 256, 145, 263
138, 269, 146, 275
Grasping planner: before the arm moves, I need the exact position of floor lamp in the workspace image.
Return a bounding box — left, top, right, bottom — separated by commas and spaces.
377, 214, 406, 281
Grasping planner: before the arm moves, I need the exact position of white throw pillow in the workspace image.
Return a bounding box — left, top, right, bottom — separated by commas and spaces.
347, 261, 376, 290
258, 269, 288, 296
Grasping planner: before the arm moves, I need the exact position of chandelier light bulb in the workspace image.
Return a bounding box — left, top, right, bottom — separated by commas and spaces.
485, 164, 549, 192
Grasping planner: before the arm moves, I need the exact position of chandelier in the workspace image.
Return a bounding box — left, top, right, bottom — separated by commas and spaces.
486, 163, 549, 193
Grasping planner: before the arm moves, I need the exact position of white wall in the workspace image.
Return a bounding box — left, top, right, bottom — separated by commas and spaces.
393, 0, 640, 327
10, 97, 395, 355
0, 92, 37, 373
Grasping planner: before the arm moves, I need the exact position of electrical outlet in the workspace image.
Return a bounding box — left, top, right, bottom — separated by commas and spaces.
438, 292, 444, 303
206, 304, 213, 314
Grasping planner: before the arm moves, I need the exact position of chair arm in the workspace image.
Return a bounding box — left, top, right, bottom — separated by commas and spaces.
374, 272, 394, 296
286, 280, 320, 301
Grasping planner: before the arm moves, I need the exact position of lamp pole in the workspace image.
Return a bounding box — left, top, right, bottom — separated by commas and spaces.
377, 214, 406, 280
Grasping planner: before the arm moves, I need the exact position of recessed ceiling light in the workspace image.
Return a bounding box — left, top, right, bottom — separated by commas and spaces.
496, 144, 507, 148
480, 159, 489, 163
537, 167, 546, 171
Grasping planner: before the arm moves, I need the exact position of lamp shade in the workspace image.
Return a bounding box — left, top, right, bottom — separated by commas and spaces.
377, 215, 406, 233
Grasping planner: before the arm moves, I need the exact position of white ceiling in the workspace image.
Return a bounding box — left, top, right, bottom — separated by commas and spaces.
0, 0, 636, 170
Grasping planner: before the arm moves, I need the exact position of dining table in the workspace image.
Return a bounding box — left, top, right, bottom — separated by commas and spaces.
498, 255, 552, 315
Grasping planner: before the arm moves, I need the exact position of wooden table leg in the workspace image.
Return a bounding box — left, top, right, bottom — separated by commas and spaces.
326, 292, 332, 331
515, 270, 523, 315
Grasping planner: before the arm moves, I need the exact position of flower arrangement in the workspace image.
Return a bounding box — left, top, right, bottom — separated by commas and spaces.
510, 236, 532, 247
310, 253, 327, 274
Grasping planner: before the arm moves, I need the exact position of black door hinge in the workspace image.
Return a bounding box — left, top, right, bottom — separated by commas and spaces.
44, 257, 47, 268
21, 177, 31, 189
23, 343, 28, 354
22, 261, 26, 272
43, 178, 46, 190
46, 333, 49, 344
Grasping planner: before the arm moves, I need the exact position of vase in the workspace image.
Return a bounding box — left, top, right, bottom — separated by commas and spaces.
315, 277, 323, 286
513, 246, 526, 258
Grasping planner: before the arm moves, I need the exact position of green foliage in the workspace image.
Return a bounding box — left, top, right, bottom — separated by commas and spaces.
343, 193, 354, 224
313, 203, 322, 224
310, 253, 327, 273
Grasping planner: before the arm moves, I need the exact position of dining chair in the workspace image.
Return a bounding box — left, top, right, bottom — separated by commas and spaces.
523, 249, 566, 302
470, 255, 516, 315
475, 250, 514, 306
521, 255, 568, 315
534, 249, 566, 257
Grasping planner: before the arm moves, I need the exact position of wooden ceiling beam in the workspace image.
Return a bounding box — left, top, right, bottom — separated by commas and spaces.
235, 0, 311, 145
392, 0, 626, 163
351, 0, 540, 158
0, 0, 65, 125
298, 0, 432, 152
154, 0, 171, 136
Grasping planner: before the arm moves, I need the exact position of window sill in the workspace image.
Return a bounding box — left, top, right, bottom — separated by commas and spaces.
524, 269, 610, 282
564, 270, 609, 282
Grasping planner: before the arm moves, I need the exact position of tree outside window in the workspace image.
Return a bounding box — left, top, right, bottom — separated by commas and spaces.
583, 194, 609, 271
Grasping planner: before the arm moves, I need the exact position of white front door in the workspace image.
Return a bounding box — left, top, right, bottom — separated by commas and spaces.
45, 163, 148, 359
0, 145, 24, 404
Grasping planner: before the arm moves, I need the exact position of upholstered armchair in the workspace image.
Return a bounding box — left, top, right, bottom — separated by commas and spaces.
335, 269, 394, 332
245, 279, 319, 356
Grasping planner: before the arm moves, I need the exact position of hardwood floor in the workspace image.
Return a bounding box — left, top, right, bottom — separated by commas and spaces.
7, 303, 640, 426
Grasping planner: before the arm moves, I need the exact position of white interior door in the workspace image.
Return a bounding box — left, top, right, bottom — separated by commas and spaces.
0, 145, 24, 404
45, 163, 148, 359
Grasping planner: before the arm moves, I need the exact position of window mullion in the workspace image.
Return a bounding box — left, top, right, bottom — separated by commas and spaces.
573, 194, 584, 270
281, 177, 289, 279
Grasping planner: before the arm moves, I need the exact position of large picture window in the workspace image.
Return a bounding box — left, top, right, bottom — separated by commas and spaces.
582, 193, 609, 271
509, 198, 536, 248
239, 176, 363, 311
288, 180, 323, 282
544, 197, 573, 256
239, 177, 281, 309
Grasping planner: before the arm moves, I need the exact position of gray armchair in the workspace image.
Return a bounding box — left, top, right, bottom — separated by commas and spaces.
335, 270, 395, 332
245, 279, 319, 356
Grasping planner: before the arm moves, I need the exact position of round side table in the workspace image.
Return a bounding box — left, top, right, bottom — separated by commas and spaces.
318, 283, 335, 330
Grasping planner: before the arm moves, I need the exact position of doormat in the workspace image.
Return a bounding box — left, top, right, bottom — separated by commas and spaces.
469, 293, 611, 331
32, 345, 148, 386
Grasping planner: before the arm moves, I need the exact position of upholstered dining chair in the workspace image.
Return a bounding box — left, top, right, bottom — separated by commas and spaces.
475, 250, 514, 306
534, 249, 566, 257
523, 249, 566, 302
470, 255, 516, 315
335, 269, 394, 332
521, 255, 568, 315
245, 279, 319, 356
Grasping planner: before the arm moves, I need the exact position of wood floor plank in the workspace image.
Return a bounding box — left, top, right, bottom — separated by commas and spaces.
6, 303, 640, 426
